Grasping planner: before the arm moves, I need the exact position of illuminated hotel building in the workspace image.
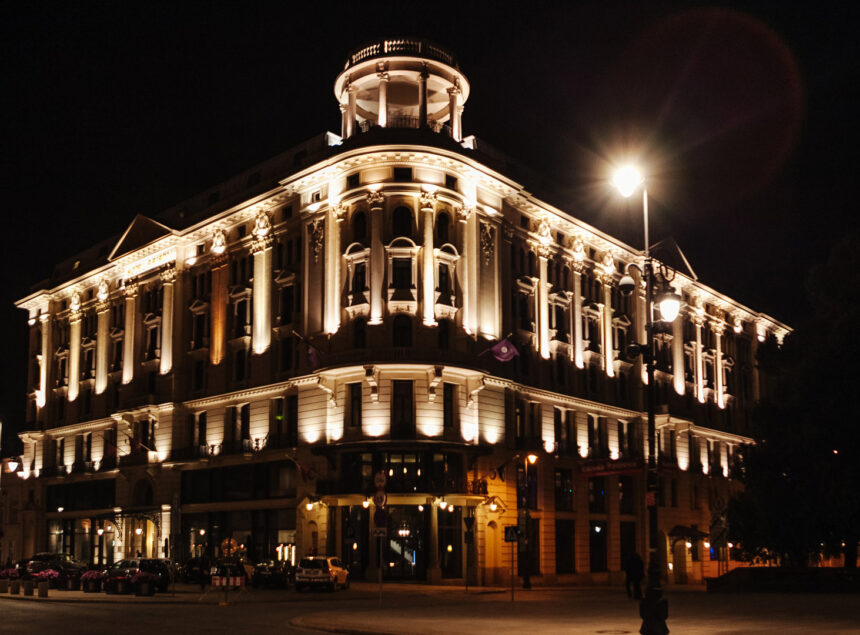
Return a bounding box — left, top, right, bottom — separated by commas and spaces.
4, 40, 788, 584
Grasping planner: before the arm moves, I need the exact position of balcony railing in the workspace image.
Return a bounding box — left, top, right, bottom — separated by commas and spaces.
344, 39, 458, 70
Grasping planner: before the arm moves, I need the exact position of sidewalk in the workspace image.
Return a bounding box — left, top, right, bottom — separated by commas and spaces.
0, 583, 274, 604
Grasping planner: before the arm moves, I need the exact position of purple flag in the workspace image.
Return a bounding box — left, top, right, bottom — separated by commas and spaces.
490, 338, 519, 362
307, 343, 321, 369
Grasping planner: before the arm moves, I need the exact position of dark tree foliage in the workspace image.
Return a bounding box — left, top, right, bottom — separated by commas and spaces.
728, 232, 860, 567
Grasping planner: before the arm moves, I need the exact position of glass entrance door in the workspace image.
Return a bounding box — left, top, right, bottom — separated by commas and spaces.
383, 506, 426, 581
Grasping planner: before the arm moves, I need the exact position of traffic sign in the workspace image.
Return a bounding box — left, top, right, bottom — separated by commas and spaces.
372, 527, 388, 538
504, 525, 520, 542
373, 491, 387, 507
374, 471, 387, 488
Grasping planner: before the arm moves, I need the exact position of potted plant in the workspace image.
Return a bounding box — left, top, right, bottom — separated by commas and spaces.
67, 574, 81, 591
132, 570, 157, 596
81, 570, 104, 593
35, 569, 59, 597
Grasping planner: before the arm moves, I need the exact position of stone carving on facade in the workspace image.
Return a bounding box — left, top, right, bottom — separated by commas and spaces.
733, 316, 743, 334
479, 221, 495, 267
253, 210, 272, 239
366, 190, 385, 208
333, 203, 348, 224
97, 280, 110, 302
419, 191, 437, 210
160, 266, 177, 284
502, 222, 515, 242
455, 204, 474, 224
309, 219, 325, 263
211, 228, 227, 255
69, 291, 81, 315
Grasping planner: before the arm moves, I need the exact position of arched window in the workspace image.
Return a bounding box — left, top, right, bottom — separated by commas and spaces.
393, 206, 412, 238
435, 212, 450, 245
437, 265, 452, 305
353, 318, 366, 349
352, 262, 367, 299
352, 211, 367, 243
393, 314, 412, 347
438, 319, 450, 349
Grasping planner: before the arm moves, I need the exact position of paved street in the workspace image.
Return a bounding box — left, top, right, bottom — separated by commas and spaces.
2, 582, 859, 634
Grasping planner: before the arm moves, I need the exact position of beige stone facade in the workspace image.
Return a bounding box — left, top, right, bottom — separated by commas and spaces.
1, 39, 788, 585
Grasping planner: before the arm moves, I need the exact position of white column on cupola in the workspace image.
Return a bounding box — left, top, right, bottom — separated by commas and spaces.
95, 281, 110, 394
377, 72, 389, 128
251, 211, 273, 353
714, 320, 726, 408
159, 267, 176, 373
367, 191, 385, 325
418, 66, 428, 128
37, 311, 52, 408
420, 191, 437, 326
447, 86, 461, 141
346, 83, 357, 138
340, 104, 348, 138
68, 292, 82, 402
122, 283, 137, 385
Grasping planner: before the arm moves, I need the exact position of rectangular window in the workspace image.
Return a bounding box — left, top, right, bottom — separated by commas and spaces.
347, 173, 360, 189
392, 258, 411, 289
618, 475, 635, 514
390, 380, 414, 439
393, 167, 412, 182
346, 383, 362, 428
286, 395, 298, 446
554, 469, 574, 511
588, 477, 606, 513
445, 174, 458, 190
589, 521, 608, 572
442, 383, 456, 429
555, 519, 576, 574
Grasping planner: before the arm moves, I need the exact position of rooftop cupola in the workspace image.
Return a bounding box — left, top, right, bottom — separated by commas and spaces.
335, 39, 470, 142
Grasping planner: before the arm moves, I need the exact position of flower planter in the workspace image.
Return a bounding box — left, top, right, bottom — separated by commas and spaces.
67, 577, 81, 591
38, 581, 49, 598
0, 579, 8, 593
10, 580, 21, 595
84, 580, 102, 593
23, 580, 34, 596
116, 580, 129, 594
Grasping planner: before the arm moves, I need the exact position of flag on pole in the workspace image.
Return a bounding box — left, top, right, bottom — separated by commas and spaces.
490, 338, 519, 362
307, 343, 321, 369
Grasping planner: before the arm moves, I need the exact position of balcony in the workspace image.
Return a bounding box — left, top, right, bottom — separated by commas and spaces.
119, 451, 149, 467
344, 39, 459, 71
221, 439, 252, 456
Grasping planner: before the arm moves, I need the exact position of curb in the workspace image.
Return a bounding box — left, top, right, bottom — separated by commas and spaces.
290, 615, 405, 635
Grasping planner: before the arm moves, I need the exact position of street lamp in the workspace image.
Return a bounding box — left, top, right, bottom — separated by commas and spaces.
516, 452, 538, 589
614, 165, 677, 634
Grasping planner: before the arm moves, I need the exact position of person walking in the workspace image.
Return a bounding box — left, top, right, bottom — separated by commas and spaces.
625, 552, 645, 599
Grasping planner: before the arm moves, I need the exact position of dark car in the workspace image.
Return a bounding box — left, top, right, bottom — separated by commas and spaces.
251, 560, 293, 588
179, 556, 211, 585
17, 553, 87, 582
104, 558, 171, 593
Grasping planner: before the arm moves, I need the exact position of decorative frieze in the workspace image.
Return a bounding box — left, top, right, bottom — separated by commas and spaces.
479, 221, 495, 267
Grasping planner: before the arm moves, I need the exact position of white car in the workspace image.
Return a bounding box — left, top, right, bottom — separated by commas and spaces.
294, 556, 349, 591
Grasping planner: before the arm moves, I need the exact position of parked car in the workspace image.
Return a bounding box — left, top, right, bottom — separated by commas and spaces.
179, 556, 211, 585
251, 560, 293, 588
17, 553, 87, 582
105, 558, 171, 593
294, 556, 349, 591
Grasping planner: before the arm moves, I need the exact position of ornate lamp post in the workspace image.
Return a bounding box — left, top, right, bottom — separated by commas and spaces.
614, 166, 680, 634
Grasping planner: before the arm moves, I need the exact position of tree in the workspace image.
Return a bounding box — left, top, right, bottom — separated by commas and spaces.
729, 231, 860, 567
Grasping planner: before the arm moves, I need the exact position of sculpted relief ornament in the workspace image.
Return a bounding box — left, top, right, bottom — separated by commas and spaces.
309, 219, 325, 263
536, 218, 553, 258
211, 228, 227, 256
479, 221, 495, 267
69, 291, 82, 314
366, 190, 385, 207
97, 280, 110, 302
251, 211, 273, 253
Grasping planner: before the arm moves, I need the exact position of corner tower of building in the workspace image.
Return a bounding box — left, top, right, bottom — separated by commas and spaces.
335, 39, 470, 141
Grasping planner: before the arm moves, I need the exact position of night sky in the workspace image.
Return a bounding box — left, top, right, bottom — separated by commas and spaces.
2, 2, 858, 452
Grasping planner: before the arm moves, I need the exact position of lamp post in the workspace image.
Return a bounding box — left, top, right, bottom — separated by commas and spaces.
517, 452, 538, 589
614, 166, 679, 634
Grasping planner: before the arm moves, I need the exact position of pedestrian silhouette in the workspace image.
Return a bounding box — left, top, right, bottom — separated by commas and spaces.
624, 552, 645, 599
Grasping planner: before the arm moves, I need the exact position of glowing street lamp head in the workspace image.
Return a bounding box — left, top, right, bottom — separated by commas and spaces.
527, 453, 538, 465
613, 166, 644, 198
657, 289, 682, 323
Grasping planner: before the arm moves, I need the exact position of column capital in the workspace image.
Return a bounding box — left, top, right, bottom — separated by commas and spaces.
251, 234, 274, 254
377, 71, 390, 83
419, 191, 437, 211
366, 190, 385, 208
159, 266, 177, 284
123, 282, 138, 298
711, 320, 726, 336
455, 204, 474, 223
447, 85, 460, 97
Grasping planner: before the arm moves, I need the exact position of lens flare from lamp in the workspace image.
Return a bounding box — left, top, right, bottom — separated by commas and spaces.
306, 502, 314, 511
362, 499, 370, 509
612, 166, 643, 198
489, 502, 498, 512
135, 528, 142, 535
7, 459, 18, 472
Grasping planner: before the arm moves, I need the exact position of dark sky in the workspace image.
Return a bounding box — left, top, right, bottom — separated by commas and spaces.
2, 1, 858, 451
